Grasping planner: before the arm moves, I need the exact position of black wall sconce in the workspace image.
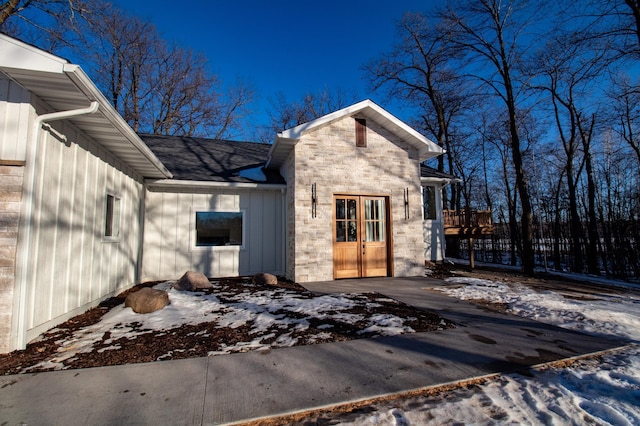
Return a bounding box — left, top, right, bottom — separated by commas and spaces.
404, 188, 409, 219
311, 183, 317, 218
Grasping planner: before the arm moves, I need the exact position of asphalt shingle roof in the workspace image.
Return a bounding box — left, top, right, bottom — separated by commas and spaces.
140, 134, 285, 184
420, 164, 458, 180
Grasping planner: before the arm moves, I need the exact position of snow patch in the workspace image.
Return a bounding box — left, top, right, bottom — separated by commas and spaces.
341, 275, 640, 424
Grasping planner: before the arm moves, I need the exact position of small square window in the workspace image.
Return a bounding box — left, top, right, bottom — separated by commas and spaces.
195, 211, 244, 247
105, 194, 121, 238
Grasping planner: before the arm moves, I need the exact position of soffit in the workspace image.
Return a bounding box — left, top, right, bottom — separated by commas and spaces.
0, 35, 171, 179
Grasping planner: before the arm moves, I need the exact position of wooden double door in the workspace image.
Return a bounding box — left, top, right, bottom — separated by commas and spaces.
333, 195, 391, 279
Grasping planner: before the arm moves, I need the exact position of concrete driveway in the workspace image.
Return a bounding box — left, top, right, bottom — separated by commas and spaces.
0, 276, 626, 425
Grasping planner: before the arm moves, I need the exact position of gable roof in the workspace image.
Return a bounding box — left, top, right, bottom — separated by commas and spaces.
266, 99, 444, 169
141, 134, 285, 184
0, 34, 171, 179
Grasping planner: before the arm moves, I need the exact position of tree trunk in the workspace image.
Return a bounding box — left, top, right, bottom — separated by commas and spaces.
566, 161, 585, 272
0, 0, 22, 26
505, 87, 535, 274
550, 168, 564, 270
579, 114, 600, 275
494, 7, 535, 275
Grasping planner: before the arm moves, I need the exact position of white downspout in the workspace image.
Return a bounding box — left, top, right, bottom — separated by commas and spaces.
281, 187, 287, 277
14, 101, 99, 349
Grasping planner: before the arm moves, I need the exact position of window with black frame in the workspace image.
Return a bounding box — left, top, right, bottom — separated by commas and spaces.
422, 186, 437, 220
104, 193, 121, 238
195, 211, 244, 247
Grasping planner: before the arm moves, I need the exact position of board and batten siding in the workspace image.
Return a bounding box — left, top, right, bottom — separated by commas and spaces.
19, 99, 145, 344
142, 188, 285, 280
422, 184, 445, 263
0, 75, 31, 162
423, 220, 445, 262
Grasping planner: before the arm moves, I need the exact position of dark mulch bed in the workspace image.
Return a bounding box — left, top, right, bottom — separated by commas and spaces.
0, 277, 455, 375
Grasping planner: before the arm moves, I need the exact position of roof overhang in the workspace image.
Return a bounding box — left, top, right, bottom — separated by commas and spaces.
0, 34, 172, 179
266, 99, 444, 169
420, 176, 461, 187
146, 179, 287, 192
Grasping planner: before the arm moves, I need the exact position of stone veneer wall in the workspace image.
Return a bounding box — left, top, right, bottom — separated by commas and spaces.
0, 163, 24, 353
285, 116, 425, 282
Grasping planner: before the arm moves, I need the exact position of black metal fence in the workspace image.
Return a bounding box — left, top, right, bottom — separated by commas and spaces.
448, 223, 640, 282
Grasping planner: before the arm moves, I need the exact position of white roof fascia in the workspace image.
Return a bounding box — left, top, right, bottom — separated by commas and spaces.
421, 176, 461, 186
0, 33, 67, 72
278, 99, 374, 140
146, 179, 287, 192
63, 64, 172, 178
267, 99, 444, 168
0, 34, 172, 179
265, 135, 295, 169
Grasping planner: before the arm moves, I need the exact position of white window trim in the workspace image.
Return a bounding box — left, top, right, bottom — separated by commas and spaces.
190, 208, 246, 251
103, 192, 122, 243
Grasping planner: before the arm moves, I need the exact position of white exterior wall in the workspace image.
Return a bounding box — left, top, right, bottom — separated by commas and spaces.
422, 183, 446, 262
423, 219, 445, 262
142, 187, 285, 280
13, 96, 145, 347
0, 75, 31, 161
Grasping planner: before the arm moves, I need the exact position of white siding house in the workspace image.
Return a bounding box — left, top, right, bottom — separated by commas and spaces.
0, 34, 453, 353
142, 185, 285, 280
421, 165, 460, 263
138, 135, 287, 281
0, 35, 171, 352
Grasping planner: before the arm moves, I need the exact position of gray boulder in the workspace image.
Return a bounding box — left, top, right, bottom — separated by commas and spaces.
174, 271, 212, 291
125, 288, 169, 314
252, 272, 278, 286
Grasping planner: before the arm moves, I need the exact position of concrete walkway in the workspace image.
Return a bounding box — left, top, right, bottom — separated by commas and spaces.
0, 277, 626, 425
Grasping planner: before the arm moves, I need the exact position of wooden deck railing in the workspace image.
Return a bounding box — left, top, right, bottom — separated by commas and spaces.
443, 209, 494, 235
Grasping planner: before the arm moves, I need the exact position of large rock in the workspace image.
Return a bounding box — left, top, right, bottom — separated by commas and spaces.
125, 288, 169, 314
252, 272, 278, 286
174, 271, 212, 291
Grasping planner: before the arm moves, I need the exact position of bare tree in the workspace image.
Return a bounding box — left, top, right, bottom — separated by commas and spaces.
147, 45, 222, 137
1, 0, 75, 27
71, 1, 253, 138
441, 0, 542, 274
0, 0, 81, 50
364, 12, 471, 210
532, 36, 609, 273
484, 115, 522, 265
567, 0, 640, 59
625, 0, 640, 48
266, 88, 358, 133
609, 75, 640, 166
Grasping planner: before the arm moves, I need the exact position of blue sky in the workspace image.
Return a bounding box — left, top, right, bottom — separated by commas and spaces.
112, 0, 434, 135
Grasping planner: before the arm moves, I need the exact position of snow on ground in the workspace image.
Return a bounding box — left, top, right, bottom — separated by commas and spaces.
340, 275, 640, 426
442, 277, 640, 342
26, 281, 416, 372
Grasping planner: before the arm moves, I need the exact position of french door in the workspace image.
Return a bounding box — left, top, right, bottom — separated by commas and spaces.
333, 195, 390, 279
